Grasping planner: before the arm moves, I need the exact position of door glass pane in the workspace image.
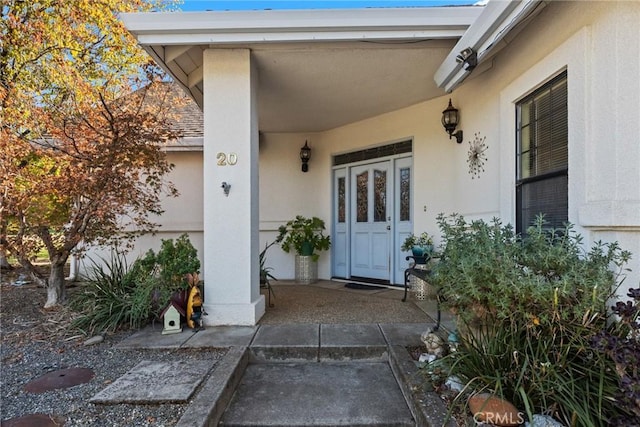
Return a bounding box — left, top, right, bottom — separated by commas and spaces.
337, 177, 345, 223
400, 167, 410, 221
374, 169, 386, 222
356, 171, 368, 223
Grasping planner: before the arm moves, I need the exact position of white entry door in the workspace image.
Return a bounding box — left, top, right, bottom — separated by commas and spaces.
350, 161, 392, 281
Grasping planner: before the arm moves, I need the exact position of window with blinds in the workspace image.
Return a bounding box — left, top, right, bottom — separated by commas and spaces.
516, 72, 568, 234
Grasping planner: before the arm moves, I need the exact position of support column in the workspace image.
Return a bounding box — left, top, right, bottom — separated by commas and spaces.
202, 49, 263, 325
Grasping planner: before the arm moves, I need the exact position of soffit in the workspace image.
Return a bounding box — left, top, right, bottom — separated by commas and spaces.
122, 7, 483, 132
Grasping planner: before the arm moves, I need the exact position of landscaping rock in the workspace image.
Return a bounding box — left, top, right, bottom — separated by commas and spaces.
418, 353, 436, 363
525, 414, 565, 427
468, 393, 522, 426
444, 375, 464, 392
83, 335, 104, 346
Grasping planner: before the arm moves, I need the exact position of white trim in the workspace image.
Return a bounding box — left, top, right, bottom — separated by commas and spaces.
121, 7, 482, 45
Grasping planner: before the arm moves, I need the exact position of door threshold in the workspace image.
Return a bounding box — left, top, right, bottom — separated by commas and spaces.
331, 278, 401, 290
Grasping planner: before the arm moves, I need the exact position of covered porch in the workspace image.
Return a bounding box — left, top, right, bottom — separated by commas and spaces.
120, 1, 640, 326
120, 5, 487, 325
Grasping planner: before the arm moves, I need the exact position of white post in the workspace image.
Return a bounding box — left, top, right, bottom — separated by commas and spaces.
201, 49, 263, 325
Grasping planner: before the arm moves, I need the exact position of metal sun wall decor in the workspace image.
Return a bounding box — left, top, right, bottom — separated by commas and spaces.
467, 132, 488, 179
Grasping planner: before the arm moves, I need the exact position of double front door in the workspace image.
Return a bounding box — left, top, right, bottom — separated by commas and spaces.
333, 157, 412, 285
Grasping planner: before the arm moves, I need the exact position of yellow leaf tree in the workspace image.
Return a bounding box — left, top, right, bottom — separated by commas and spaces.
1, 0, 182, 307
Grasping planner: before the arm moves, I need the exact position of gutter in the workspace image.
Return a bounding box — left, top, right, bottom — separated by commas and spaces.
434, 0, 547, 93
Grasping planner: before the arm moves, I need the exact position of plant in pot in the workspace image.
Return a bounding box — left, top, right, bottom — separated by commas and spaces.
401, 231, 434, 263
259, 240, 279, 307
277, 215, 331, 284
277, 215, 331, 262
259, 240, 278, 284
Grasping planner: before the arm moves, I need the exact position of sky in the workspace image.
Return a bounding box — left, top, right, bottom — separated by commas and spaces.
178, 0, 477, 11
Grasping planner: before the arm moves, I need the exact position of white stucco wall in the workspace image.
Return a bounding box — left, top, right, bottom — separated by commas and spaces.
258, 132, 331, 280
84, 1, 638, 300
78, 151, 204, 276
464, 0, 640, 297
260, 1, 640, 296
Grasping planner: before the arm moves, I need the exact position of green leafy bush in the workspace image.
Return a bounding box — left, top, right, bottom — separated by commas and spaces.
71, 250, 166, 333
152, 234, 200, 290
429, 213, 633, 425
72, 234, 200, 334
431, 213, 629, 327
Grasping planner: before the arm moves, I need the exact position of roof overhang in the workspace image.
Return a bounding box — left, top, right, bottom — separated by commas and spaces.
121, 7, 485, 132
121, 7, 482, 45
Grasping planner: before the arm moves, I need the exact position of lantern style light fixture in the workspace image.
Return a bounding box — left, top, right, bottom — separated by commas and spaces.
300, 140, 311, 172
442, 99, 463, 143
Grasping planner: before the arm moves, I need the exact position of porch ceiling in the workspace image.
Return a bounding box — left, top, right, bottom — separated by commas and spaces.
121, 7, 484, 133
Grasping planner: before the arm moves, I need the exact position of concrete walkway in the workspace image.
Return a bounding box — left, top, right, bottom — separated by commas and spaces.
105, 322, 453, 427
94, 283, 457, 426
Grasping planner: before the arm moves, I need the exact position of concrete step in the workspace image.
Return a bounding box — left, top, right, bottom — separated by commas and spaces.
219, 361, 415, 427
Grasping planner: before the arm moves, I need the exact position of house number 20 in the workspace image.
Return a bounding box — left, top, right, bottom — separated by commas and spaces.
216, 152, 238, 166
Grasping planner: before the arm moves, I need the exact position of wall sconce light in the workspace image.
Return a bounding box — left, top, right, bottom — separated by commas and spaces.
441, 99, 463, 144
300, 140, 311, 172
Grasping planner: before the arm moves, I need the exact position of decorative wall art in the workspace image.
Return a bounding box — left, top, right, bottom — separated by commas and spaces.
467, 132, 488, 179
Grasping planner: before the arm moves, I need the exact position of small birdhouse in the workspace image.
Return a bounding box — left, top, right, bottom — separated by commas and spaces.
160, 301, 185, 335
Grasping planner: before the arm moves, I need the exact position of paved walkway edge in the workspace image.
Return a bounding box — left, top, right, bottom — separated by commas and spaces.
175, 346, 249, 427
388, 345, 457, 427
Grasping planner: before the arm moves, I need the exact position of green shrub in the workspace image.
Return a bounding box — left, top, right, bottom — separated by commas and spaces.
431, 214, 629, 327
153, 233, 201, 290
429, 213, 633, 425
71, 250, 161, 333
72, 234, 200, 334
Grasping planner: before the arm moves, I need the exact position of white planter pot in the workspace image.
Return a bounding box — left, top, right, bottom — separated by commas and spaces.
295, 255, 317, 284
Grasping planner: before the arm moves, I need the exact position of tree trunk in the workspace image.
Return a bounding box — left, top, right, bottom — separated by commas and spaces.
0, 251, 11, 269
0, 222, 12, 269
44, 261, 67, 308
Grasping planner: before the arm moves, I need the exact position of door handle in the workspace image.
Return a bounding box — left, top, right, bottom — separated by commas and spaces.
386, 225, 391, 231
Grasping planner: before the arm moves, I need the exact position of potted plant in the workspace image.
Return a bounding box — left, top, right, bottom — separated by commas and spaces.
259, 240, 278, 307
277, 215, 331, 284
401, 232, 434, 258
259, 241, 278, 285
277, 216, 331, 262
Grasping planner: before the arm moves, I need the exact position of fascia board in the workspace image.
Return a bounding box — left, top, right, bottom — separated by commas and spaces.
121, 7, 483, 44
134, 29, 469, 45
434, 0, 544, 92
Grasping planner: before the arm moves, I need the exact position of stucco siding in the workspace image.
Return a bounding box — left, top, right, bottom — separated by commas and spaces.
83, 1, 638, 297
456, 0, 640, 295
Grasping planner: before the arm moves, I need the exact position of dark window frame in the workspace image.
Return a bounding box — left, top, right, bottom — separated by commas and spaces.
515, 71, 568, 234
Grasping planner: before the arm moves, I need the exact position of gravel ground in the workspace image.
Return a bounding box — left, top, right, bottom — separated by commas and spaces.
0, 273, 226, 427
1, 271, 433, 426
